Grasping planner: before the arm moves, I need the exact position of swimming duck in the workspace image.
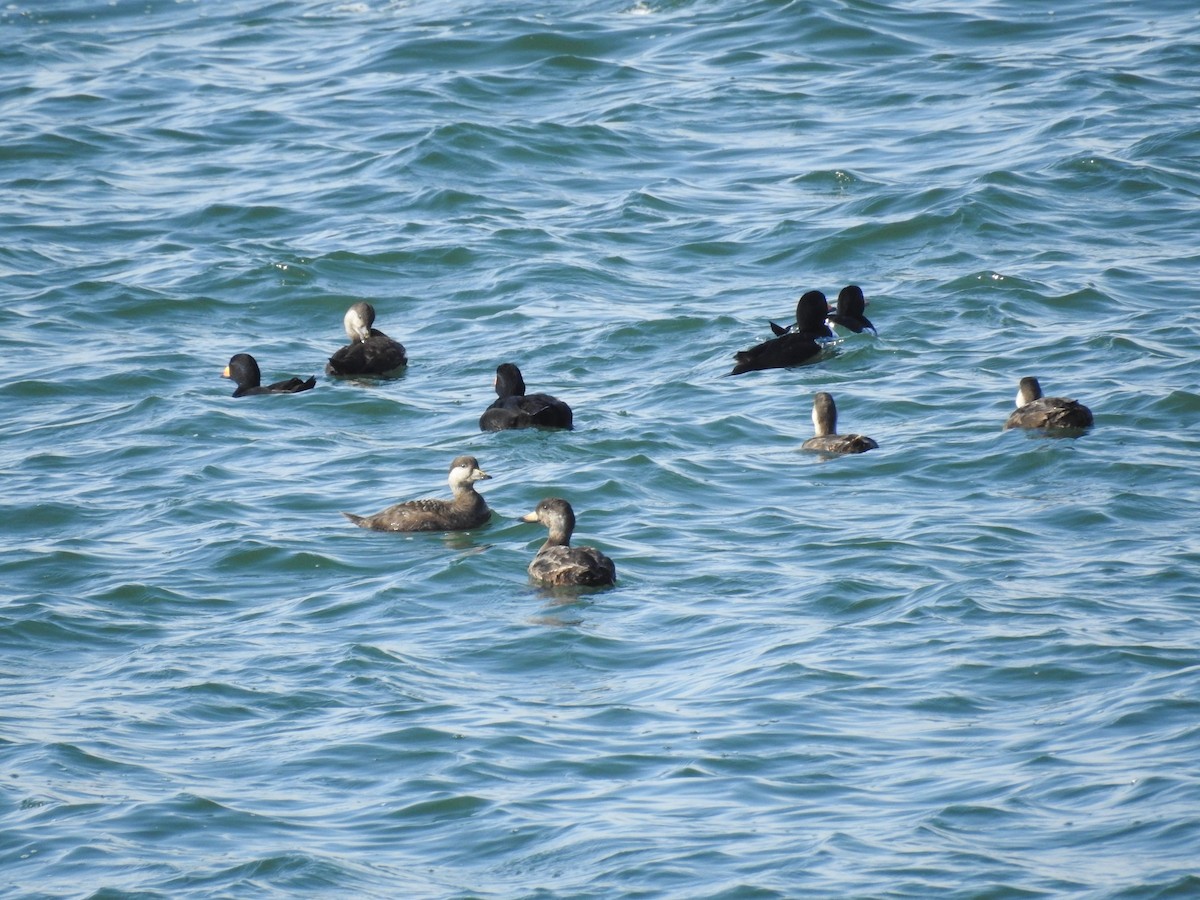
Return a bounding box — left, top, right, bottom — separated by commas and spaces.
801, 392, 878, 454
1004, 377, 1093, 431
479, 363, 573, 431
222, 353, 316, 397
730, 331, 821, 376
826, 285, 877, 335
342, 455, 492, 532
521, 497, 616, 587
768, 290, 835, 338
733, 290, 831, 375
325, 301, 408, 377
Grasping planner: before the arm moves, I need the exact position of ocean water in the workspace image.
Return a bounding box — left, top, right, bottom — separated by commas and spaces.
3, 0, 1200, 897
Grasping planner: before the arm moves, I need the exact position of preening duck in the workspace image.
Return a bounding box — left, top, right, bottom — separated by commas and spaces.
479, 363, 573, 431
222, 353, 316, 397
1004, 377, 1093, 431
801, 392, 878, 454
325, 301, 408, 377
521, 497, 616, 587
342, 455, 492, 532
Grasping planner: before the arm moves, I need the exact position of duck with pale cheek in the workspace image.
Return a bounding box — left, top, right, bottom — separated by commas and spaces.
521, 498, 616, 588
222, 353, 316, 397
1004, 377, 1093, 432
342, 456, 492, 532
826, 285, 877, 335
326, 301, 408, 377
801, 392, 878, 455
480, 363, 573, 431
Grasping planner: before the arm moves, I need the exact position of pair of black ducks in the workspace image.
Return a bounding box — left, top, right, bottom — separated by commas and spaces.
342, 456, 615, 588
730, 285, 875, 376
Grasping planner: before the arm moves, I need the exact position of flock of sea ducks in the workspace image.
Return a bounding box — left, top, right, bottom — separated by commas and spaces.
222, 289, 1094, 588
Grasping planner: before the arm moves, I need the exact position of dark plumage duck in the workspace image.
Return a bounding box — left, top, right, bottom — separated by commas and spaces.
222, 353, 316, 397
479, 363, 573, 431
826, 285, 877, 334
342, 455, 492, 532
768, 290, 835, 338
730, 332, 821, 376
1004, 377, 1093, 431
733, 290, 831, 375
521, 498, 616, 588
801, 392, 878, 454
325, 301, 408, 377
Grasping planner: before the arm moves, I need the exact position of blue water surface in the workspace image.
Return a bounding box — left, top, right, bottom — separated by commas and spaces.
3, 1, 1200, 897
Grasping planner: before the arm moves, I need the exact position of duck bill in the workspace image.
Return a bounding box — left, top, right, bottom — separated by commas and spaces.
520, 511, 538, 522
221, 365, 231, 378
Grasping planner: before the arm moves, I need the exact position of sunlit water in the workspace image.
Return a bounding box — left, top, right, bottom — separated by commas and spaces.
4, 1, 1200, 897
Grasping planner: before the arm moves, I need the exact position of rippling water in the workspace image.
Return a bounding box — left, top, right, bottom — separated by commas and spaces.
4, 1, 1200, 897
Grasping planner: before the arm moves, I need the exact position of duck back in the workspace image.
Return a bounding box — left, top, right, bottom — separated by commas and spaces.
480, 393, 573, 430
801, 434, 878, 454
529, 545, 617, 587
730, 332, 822, 375
326, 330, 407, 376
1005, 398, 1093, 431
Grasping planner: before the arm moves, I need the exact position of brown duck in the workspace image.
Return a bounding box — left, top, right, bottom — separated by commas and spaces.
801, 392, 878, 455
521, 498, 616, 588
342, 456, 492, 532
1004, 377, 1093, 431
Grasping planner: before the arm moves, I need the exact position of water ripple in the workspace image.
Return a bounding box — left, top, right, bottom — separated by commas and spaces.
3, 1, 1200, 897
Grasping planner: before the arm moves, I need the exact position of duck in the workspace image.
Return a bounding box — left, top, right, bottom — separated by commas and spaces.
342, 455, 492, 532
479, 363, 573, 431
325, 301, 408, 377
521, 497, 616, 587
801, 392, 878, 454
729, 331, 822, 375
732, 290, 831, 375
768, 289, 835, 338
1004, 377, 1093, 431
826, 285, 877, 335
222, 353, 316, 397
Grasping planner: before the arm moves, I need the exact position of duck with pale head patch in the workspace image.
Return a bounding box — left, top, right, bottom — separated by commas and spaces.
521, 498, 616, 588
1004, 377, 1093, 432
801, 392, 878, 455
342, 456, 492, 532
326, 301, 408, 377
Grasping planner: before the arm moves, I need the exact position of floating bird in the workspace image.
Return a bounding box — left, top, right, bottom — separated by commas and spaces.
342, 455, 492, 532
801, 392, 878, 454
1004, 377, 1093, 431
222, 353, 316, 398
479, 363, 573, 431
733, 291, 831, 375
768, 289, 834, 338
521, 497, 616, 587
826, 285, 877, 335
729, 331, 822, 375
325, 301, 408, 377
